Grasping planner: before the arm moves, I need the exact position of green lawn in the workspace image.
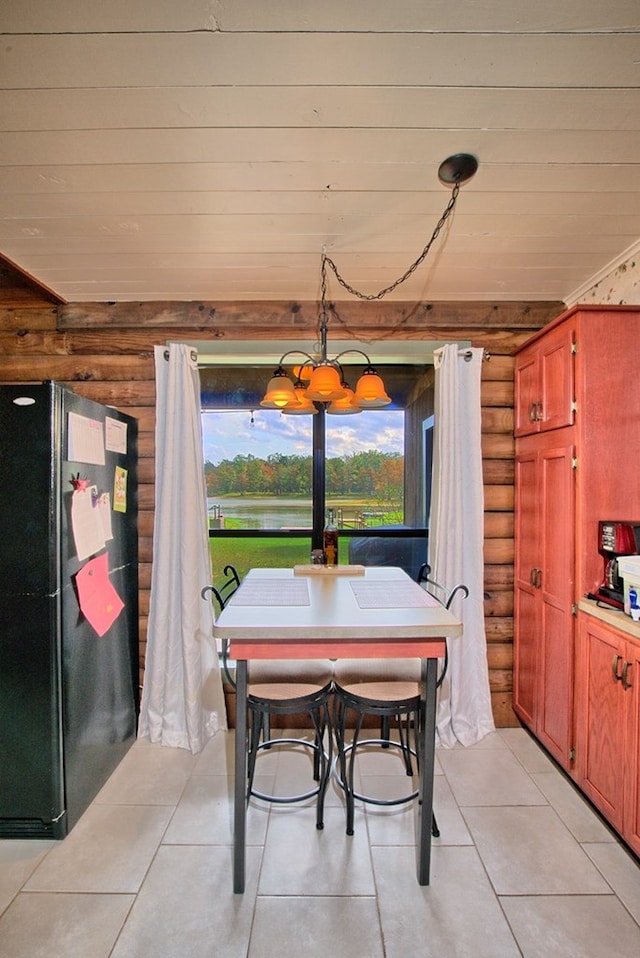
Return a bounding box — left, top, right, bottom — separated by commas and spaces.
209, 536, 312, 582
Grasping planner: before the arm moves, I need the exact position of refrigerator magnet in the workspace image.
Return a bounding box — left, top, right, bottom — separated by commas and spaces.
113, 466, 127, 513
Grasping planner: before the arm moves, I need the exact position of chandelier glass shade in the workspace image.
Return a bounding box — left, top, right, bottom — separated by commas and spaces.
326, 381, 361, 415
353, 369, 392, 408
260, 369, 299, 408
280, 379, 320, 415
259, 153, 478, 416
304, 362, 346, 402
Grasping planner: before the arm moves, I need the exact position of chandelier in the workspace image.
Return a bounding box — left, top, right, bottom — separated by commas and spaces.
260, 153, 478, 416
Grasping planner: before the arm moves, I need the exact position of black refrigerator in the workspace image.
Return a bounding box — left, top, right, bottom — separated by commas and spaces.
0, 382, 139, 838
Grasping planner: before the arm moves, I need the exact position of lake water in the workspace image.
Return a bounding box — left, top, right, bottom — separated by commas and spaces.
208, 497, 312, 529
207, 497, 390, 529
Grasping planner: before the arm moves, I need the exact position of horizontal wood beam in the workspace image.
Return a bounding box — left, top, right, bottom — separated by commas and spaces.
58, 299, 564, 331
0, 355, 154, 382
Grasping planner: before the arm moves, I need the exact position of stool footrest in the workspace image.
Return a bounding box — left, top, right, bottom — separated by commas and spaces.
249, 737, 329, 804
331, 741, 419, 806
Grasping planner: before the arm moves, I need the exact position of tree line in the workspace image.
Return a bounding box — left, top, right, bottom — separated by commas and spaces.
205, 450, 403, 499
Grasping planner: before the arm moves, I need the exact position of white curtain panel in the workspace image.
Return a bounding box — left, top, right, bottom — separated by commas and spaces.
429, 345, 495, 746
138, 344, 226, 753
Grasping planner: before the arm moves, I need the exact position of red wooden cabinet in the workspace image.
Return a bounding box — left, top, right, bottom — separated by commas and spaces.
514, 305, 640, 851
574, 612, 640, 854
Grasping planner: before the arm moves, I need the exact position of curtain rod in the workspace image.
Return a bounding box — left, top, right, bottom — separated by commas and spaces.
166, 346, 488, 365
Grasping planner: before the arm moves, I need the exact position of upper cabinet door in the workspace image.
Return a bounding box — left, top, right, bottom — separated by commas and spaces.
515, 319, 576, 437
514, 351, 539, 436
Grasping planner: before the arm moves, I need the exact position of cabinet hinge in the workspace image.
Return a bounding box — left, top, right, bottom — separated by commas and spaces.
571, 603, 578, 616
571, 341, 578, 354
571, 400, 578, 414
569, 746, 576, 763
572, 457, 578, 469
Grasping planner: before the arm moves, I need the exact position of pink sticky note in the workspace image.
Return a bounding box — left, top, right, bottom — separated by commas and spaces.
75, 552, 124, 637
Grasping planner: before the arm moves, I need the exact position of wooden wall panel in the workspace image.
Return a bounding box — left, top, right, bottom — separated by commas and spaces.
0, 295, 562, 726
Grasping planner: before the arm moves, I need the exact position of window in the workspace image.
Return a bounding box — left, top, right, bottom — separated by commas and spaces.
200, 362, 434, 581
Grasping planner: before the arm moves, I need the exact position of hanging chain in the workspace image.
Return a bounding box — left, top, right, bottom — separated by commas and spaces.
316, 248, 332, 357
322, 178, 461, 302
320, 253, 329, 316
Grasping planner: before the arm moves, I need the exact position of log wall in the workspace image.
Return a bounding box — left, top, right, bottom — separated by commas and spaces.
0, 291, 565, 726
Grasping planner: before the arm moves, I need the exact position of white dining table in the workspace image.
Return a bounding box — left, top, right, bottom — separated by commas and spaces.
212, 565, 463, 894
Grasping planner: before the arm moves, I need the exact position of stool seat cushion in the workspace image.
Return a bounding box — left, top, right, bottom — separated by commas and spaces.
248, 658, 334, 684
336, 680, 420, 705
249, 681, 329, 702
334, 658, 421, 685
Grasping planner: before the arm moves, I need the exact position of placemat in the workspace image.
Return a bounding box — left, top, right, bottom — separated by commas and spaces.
229, 578, 310, 607
350, 580, 441, 609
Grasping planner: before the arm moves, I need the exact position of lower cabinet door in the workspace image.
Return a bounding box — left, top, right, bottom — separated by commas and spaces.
574, 615, 626, 831
623, 638, 640, 857
513, 433, 575, 769
535, 438, 575, 766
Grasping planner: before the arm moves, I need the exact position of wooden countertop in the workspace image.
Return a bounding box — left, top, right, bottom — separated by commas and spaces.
578, 597, 640, 642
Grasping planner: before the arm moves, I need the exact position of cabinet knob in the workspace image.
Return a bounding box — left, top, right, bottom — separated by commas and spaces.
621, 661, 633, 690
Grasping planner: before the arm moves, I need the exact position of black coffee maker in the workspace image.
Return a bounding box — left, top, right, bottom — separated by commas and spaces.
596, 521, 640, 608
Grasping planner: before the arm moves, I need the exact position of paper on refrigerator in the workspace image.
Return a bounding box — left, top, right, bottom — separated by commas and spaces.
71, 486, 106, 561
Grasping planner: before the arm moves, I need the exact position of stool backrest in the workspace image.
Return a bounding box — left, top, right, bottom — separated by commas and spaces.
207, 563, 241, 614
201, 564, 242, 686
416, 562, 469, 610
416, 562, 469, 688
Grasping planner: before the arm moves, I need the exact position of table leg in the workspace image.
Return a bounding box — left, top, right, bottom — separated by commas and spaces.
416, 656, 438, 885
233, 659, 248, 893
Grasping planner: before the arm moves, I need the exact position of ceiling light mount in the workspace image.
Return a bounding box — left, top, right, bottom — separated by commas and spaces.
437, 153, 479, 186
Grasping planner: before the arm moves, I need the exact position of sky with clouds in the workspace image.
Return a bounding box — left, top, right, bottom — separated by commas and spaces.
202, 408, 404, 464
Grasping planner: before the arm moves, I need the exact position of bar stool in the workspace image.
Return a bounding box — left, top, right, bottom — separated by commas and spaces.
332, 567, 468, 836
202, 569, 333, 829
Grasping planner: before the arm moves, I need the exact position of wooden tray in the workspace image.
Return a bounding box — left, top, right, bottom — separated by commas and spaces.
293, 564, 366, 576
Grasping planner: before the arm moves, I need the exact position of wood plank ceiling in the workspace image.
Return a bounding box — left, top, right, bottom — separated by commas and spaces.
1, 1, 639, 306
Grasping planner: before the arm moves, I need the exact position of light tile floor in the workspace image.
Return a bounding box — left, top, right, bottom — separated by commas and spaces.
1, 726, 640, 958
